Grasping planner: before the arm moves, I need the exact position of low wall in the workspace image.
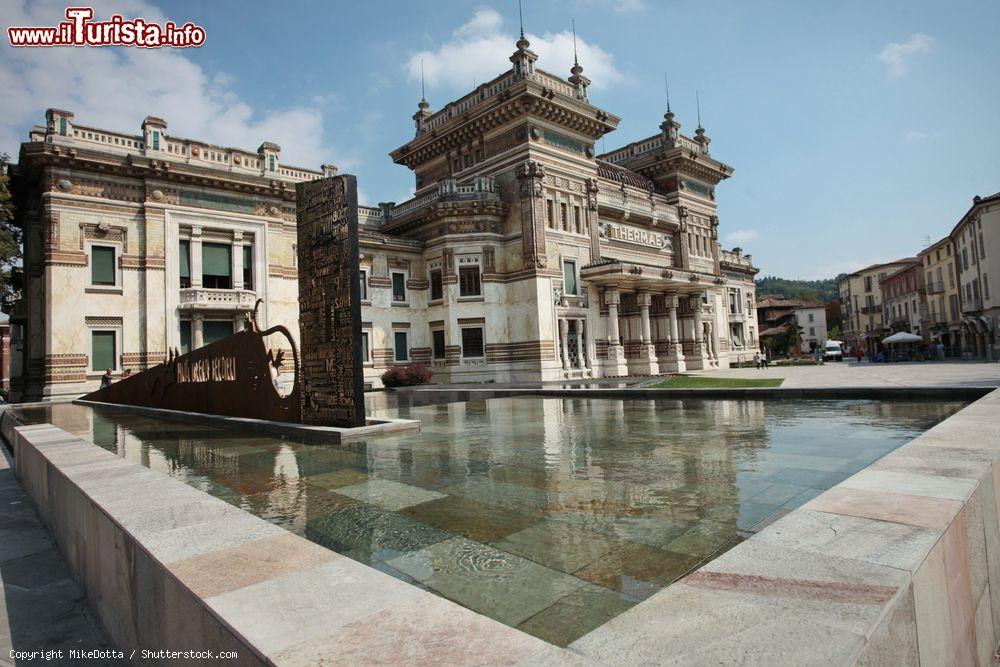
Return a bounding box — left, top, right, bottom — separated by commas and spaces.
0, 413, 568, 665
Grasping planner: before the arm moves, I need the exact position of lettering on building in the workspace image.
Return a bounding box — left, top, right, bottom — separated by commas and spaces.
599, 221, 672, 251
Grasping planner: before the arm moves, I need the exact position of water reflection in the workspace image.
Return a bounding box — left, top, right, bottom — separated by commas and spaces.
12, 397, 963, 646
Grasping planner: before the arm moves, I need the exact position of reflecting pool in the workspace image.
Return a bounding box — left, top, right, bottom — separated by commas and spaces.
12, 397, 964, 645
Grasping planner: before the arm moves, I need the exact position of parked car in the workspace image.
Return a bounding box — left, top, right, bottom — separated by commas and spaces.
823, 340, 844, 362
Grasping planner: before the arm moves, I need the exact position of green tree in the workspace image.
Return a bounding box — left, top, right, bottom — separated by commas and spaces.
0, 154, 22, 314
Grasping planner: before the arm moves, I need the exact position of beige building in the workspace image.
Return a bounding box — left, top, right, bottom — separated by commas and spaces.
837, 258, 915, 355
950, 192, 1000, 359
10, 109, 329, 400
12, 31, 759, 396
917, 236, 961, 352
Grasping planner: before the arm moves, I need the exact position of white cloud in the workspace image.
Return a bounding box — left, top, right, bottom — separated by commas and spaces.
406, 8, 622, 94
725, 229, 760, 245
876, 33, 935, 79
0, 0, 339, 168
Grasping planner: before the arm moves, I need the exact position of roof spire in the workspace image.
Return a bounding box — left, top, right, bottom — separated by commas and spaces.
572, 19, 579, 66
693, 90, 710, 154
696, 89, 703, 129
568, 18, 589, 100
420, 58, 427, 103
664, 73, 671, 113
510, 0, 537, 78
518, 0, 525, 39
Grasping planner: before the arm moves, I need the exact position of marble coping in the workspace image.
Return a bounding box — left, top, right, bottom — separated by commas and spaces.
2, 388, 999, 665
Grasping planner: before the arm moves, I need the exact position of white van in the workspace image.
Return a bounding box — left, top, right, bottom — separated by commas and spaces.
823, 340, 843, 362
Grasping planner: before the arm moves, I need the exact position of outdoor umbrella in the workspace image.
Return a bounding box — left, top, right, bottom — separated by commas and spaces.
882, 331, 922, 344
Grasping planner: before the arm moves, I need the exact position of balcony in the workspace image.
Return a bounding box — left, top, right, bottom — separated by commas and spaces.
861, 305, 881, 314
926, 280, 945, 294
728, 311, 746, 323
179, 288, 256, 311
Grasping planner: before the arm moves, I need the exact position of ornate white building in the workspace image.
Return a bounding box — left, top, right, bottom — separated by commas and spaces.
10, 31, 758, 397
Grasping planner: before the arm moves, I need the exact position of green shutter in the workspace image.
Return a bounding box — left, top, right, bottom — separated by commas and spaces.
203, 321, 233, 346
152, 130, 160, 150
202, 243, 232, 277
243, 245, 252, 271
179, 241, 190, 279
563, 261, 577, 295
179, 321, 192, 355
92, 331, 116, 371
91, 246, 116, 285
59, 117, 67, 136
394, 331, 408, 361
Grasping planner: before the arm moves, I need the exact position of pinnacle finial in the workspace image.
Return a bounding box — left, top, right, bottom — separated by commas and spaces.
664, 74, 671, 113
572, 19, 579, 66
696, 90, 703, 129
420, 58, 426, 101
518, 0, 525, 38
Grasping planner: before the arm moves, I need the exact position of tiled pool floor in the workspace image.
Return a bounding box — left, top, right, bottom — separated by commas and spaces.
12, 397, 964, 645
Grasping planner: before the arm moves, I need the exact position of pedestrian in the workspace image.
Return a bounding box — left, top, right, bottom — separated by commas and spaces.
854, 347, 862, 363
761, 349, 769, 369
754, 350, 762, 369
937, 340, 945, 360
100, 368, 113, 388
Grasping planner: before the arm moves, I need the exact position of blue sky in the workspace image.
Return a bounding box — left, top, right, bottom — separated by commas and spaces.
3, 0, 998, 279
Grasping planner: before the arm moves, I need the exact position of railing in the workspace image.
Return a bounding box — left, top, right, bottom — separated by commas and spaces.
861, 305, 880, 314
720, 250, 755, 269
357, 206, 383, 227
390, 192, 438, 218
178, 288, 256, 309
55, 123, 321, 183
926, 280, 945, 294
422, 72, 519, 133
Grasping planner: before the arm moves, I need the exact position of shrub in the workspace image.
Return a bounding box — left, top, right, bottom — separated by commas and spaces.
381, 363, 433, 388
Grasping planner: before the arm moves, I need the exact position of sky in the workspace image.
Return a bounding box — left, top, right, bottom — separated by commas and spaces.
2, 0, 999, 279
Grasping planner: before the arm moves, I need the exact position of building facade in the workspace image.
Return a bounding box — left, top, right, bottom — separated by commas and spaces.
10, 109, 329, 400
917, 236, 961, 353
878, 260, 924, 340
950, 192, 1000, 359
354, 34, 756, 385
12, 33, 759, 396
755, 296, 827, 354
837, 258, 915, 355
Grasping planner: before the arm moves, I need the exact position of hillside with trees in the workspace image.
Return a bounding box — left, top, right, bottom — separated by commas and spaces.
755, 275, 844, 303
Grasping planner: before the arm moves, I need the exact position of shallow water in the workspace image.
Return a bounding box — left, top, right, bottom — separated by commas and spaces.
12, 397, 964, 645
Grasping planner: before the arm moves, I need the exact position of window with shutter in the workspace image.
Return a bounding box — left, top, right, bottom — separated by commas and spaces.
179, 240, 191, 288
461, 327, 484, 358
459, 266, 481, 297
91, 246, 116, 286
202, 243, 232, 289
394, 331, 409, 361
242, 245, 253, 290
91, 330, 116, 371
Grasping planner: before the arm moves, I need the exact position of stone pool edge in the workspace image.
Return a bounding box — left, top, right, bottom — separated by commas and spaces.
0, 409, 574, 665
569, 387, 1000, 665
74, 399, 422, 441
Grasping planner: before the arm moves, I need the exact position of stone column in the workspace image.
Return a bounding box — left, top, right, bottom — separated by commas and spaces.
575, 319, 585, 369
632, 291, 660, 375
190, 226, 203, 288
660, 294, 686, 372
578, 318, 591, 370
192, 313, 204, 350
686, 295, 708, 370
559, 318, 570, 370
604, 288, 628, 376
232, 231, 244, 290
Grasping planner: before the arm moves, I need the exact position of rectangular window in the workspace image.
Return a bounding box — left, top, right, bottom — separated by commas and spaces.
242, 245, 253, 290
91, 245, 116, 286
202, 243, 232, 289
948, 263, 954, 287
808, 313, 814, 323
980, 233, 986, 259
179, 240, 191, 288
430, 269, 443, 301
91, 330, 116, 372
985, 274, 990, 301
59, 117, 67, 136
432, 330, 446, 359
864, 276, 872, 292
461, 327, 484, 358
560, 202, 568, 231
391, 272, 407, 302
809, 327, 815, 336
394, 331, 409, 361
574, 206, 582, 234
459, 265, 481, 297
268, 155, 276, 172
546, 200, 554, 229
563, 259, 578, 296
361, 331, 370, 362
179, 320, 192, 355
152, 130, 160, 150
359, 269, 368, 301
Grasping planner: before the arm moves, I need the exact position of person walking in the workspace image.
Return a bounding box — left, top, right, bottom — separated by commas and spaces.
754, 351, 762, 370
761, 349, 769, 369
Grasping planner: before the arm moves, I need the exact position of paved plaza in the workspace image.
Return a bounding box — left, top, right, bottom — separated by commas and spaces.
686, 360, 1000, 389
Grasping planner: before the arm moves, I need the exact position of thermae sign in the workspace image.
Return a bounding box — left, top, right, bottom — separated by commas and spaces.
599, 221, 672, 251
176, 355, 237, 383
